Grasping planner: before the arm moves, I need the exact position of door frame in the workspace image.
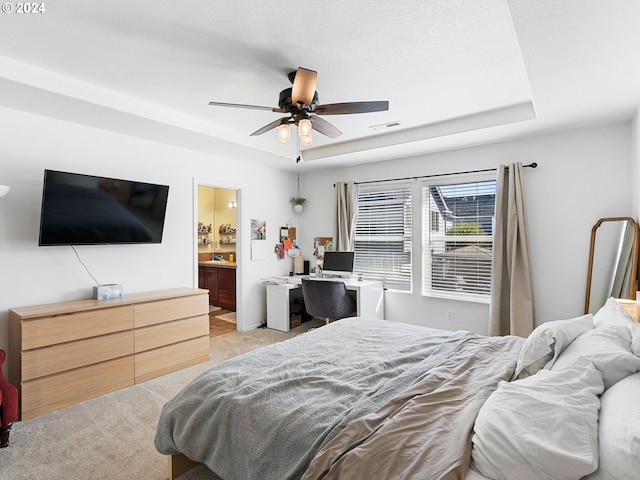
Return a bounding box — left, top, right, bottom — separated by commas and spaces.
193, 177, 242, 332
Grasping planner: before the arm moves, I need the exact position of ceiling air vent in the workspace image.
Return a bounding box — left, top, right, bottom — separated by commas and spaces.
369, 121, 401, 131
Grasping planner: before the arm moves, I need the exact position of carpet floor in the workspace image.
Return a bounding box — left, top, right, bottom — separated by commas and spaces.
0, 320, 322, 480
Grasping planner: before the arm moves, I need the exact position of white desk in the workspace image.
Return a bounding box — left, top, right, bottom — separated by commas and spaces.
265, 277, 384, 332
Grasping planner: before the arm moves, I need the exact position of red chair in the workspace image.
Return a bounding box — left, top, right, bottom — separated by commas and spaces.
0, 349, 18, 447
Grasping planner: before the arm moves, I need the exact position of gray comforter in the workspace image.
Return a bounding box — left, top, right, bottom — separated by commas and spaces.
155, 317, 524, 480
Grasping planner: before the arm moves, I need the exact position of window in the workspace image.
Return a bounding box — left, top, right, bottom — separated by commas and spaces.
354, 182, 412, 291
353, 176, 496, 299
422, 179, 496, 302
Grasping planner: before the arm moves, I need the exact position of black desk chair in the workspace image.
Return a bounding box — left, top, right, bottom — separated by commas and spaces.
301, 278, 357, 325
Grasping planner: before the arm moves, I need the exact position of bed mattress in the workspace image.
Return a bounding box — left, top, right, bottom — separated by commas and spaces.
156, 318, 523, 479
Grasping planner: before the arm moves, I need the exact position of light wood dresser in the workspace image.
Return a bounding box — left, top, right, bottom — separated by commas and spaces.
9, 287, 210, 420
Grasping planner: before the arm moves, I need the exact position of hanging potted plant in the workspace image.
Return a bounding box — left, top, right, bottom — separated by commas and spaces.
291, 173, 306, 213
291, 196, 306, 213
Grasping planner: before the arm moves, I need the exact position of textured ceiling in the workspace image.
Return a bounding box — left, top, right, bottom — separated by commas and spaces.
0, 1, 639, 171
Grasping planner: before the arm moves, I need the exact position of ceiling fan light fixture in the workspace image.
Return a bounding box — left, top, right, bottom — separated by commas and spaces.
298, 118, 312, 138
278, 122, 291, 143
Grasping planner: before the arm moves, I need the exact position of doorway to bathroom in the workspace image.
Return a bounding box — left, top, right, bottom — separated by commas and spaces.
196, 184, 239, 336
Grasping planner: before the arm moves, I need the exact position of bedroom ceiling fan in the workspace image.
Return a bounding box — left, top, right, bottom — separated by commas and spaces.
208, 67, 389, 147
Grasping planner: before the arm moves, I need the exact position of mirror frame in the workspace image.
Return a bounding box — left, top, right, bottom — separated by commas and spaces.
584, 216, 640, 314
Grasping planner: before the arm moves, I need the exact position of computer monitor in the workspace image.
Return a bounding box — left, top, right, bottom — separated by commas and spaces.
321, 251, 355, 278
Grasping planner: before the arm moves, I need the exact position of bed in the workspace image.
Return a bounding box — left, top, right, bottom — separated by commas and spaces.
155, 297, 640, 480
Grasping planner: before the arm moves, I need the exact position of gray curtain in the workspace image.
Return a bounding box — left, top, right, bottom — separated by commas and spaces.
489, 163, 534, 337
335, 181, 357, 251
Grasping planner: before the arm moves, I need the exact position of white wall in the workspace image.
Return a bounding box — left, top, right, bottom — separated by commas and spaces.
1, 103, 635, 366
297, 122, 634, 334
0, 106, 298, 357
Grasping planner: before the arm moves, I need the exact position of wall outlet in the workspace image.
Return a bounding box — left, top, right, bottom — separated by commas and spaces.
446, 310, 455, 321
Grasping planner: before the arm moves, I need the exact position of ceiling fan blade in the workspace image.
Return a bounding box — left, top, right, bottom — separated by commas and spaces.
250, 117, 289, 136
209, 101, 285, 113
291, 67, 317, 108
310, 116, 342, 139
314, 101, 389, 115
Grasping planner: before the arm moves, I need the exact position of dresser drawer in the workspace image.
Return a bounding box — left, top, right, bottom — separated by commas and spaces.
134, 294, 209, 328
134, 315, 209, 353
135, 336, 210, 383
22, 330, 134, 381
21, 306, 133, 350
21, 356, 134, 420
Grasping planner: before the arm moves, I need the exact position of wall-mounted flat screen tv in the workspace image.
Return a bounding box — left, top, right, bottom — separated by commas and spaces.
38, 170, 169, 246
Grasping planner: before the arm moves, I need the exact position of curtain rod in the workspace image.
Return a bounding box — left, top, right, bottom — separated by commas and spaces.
348, 162, 538, 186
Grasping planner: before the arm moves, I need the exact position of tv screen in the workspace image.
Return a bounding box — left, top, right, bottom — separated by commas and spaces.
322, 251, 355, 277
38, 170, 169, 246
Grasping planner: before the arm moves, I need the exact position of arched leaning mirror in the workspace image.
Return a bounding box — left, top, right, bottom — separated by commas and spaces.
585, 217, 640, 314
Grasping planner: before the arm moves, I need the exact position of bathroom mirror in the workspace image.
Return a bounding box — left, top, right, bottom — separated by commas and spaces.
585, 217, 640, 314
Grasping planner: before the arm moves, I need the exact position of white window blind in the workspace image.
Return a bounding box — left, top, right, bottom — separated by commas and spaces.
422, 179, 496, 302
354, 182, 412, 291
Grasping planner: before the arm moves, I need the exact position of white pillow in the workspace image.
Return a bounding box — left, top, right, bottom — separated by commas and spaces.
594, 297, 634, 324
551, 327, 640, 389
512, 314, 593, 380
594, 297, 640, 356
472, 364, 603, 480
583, 373, 640, 480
